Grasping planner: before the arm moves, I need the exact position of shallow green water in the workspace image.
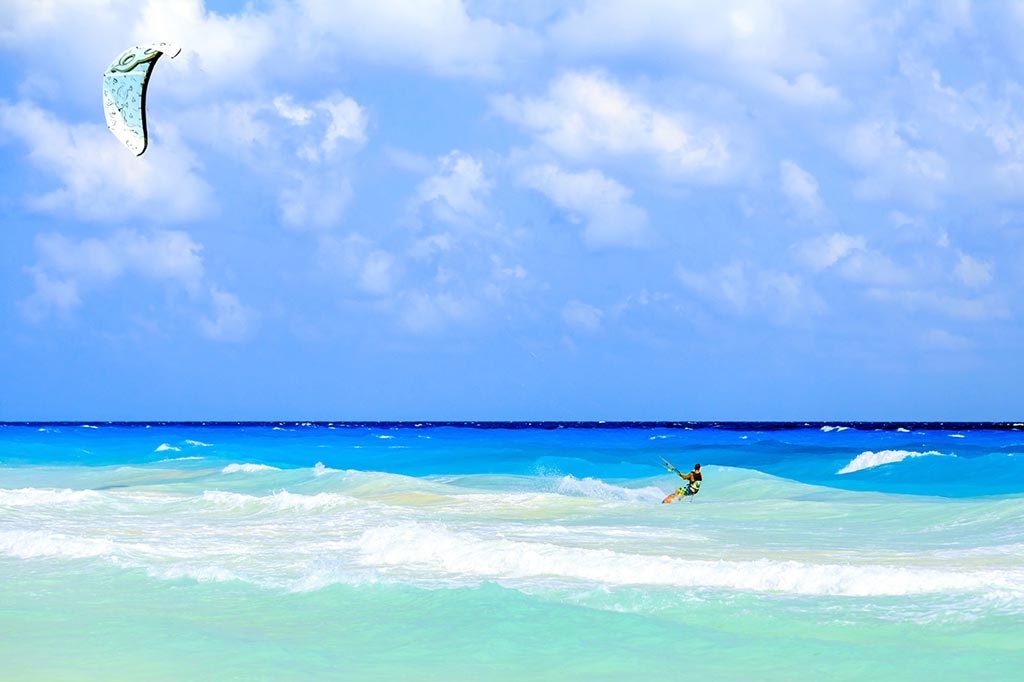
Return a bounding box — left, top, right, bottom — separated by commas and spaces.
2, 559, 1020, 682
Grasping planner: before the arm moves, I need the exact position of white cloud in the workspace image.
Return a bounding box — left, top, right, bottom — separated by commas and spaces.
888, 211, 917, 228
310, 150, 529, 334
780, 160, 824, 216
954, 252, 993, 289
399, 291, 472, 333
280, 174, 353, 231
310, 150, 530, 335
183, 92, 366, 230
519, 164, 650, 248
793, 233, 865, 270
549, 1, 861, 70
319, 95, 369, 151
31, 229, 205, 295
547, 1, 863, 105
843, 119, 948, 206
762, 71, 844, 106
22, 228, 252, 341
273, 96, 315, 126
317, 234, 400, 296
183, 100, 274, 150
837, 249, 911, 286
169, 91, 367, 233
677, 261, 824, 321
2, 0, 280, 110
867, 288, 1008, 321
795, 233, 909, 287
200, 287, 256, 342
408, 233, 455, 261
385, 147, 435, 174
490, 255, 527, 281
495, 72, 731, 180
562, 300, 604, 333
160, 86, 367, 159
280, 93, 368, 163
415, 151, 493, 224
21, 270, 81, 320
360, 251, 399, 296
131, 0, 278, 95
880, 54, 1024, 202
318, 234, 527, 335
295, 0, 537, 77
0, 100, 212, 222
920, 328, 971, 351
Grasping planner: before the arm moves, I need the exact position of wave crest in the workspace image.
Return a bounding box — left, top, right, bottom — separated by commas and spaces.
221, 463, 280, 474
555, 475, 663, 503
354, 523, 1023, 597
838, 450, 947, 475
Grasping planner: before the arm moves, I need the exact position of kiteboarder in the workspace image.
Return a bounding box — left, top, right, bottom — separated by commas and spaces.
662, 461, 701, 504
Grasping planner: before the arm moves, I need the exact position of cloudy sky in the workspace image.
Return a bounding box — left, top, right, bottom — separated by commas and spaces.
1, 0, 1022, 420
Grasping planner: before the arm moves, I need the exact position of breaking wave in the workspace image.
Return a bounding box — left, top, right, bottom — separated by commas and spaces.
838, 450, 948, 474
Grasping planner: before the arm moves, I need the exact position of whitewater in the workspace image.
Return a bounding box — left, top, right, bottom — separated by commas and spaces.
1, 422, 1022, 680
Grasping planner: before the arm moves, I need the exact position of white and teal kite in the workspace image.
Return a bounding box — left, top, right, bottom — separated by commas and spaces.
102, 44, 180, 155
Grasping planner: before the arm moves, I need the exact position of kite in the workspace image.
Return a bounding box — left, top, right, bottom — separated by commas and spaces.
102, 44, 180, 155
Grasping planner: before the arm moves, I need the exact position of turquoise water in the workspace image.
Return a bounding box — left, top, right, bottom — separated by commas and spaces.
2, 423, 1022, 680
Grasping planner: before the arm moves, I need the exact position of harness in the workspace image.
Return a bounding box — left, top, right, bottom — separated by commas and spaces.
662, 459, 703, 499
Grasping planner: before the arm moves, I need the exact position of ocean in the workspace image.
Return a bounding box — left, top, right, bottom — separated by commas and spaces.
1, 422, 1022, 680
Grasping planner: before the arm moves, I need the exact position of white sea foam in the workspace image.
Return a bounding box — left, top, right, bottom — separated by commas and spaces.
897, 428, 910, 433
156, 456, 204, 463
0, 530, 117, 559
154, 444, 180, 452
949, 434, 966, 438
0, 488, 101, 506
201, 490, 356, 511
221, 463, 281, 474
354, 523, 1024, 598
148, 564, 242, 584
313, 461, 339, 476
185, 439, 212, 447
554, 475, 664, 504
821, 425, 850, 432
81, 425, 98, 429
5, 486, 1022, 604
837, 450, 947, 474
377, 435, 394, 439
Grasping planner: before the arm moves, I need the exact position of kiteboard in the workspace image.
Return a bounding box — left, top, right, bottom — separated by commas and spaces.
661, 457, 698, 504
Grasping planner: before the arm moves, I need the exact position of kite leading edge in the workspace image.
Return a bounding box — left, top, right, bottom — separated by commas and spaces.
102, 43, 180, 156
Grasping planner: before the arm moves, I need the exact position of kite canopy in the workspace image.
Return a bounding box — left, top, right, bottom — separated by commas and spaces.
102, 43, 180, 156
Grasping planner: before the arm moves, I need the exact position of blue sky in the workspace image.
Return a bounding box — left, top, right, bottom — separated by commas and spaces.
1, 0, 1022, 420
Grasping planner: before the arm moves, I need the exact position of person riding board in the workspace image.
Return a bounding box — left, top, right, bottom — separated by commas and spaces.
662, 462, 701, 504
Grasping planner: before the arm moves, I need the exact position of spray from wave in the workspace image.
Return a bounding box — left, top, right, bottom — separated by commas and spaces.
221, 463, 281, 474
838, 450, 948, 474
